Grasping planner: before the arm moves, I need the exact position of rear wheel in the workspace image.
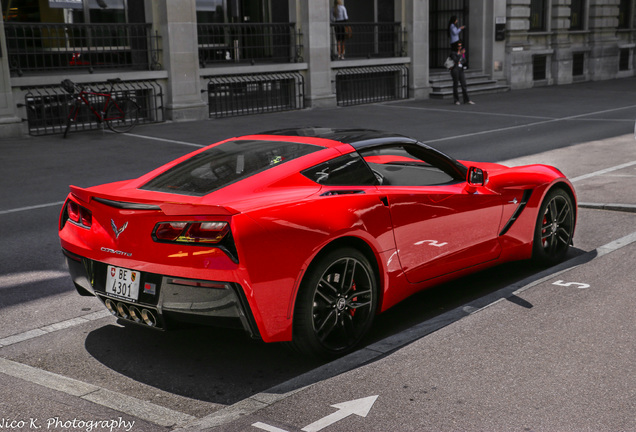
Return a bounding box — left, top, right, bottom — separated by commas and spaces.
292, 248, 377, 359
532, 188, 575, 266
106, 98, 139, 133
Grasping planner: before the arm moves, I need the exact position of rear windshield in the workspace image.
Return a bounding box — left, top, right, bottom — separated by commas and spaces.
141, 140, 324, 196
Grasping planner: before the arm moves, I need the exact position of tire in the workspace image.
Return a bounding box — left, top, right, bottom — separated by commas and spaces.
106, 98, 139, 133
63, 101, 79, 138
532, 188, 575, 266
292, 247, 377, 359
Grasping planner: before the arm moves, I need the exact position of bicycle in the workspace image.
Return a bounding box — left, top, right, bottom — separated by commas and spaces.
61, 78, 140, 138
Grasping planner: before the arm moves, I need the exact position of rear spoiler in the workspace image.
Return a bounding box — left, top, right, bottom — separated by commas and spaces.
68, 185, 239, 216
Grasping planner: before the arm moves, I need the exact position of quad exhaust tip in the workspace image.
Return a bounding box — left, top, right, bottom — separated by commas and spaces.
103, 298, 157, 327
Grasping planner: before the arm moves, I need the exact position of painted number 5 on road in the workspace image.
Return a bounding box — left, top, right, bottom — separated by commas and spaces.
553, 280, 590, 289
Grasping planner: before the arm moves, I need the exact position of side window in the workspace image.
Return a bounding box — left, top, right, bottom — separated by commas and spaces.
358, 145, 457, 186
302, 153, 376, 186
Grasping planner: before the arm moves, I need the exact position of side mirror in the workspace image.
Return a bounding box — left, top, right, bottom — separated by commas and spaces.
467, 167, 488, 187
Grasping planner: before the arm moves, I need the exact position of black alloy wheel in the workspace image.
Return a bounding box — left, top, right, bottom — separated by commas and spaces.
293, 247, 377, 358
532, 188, 575, 265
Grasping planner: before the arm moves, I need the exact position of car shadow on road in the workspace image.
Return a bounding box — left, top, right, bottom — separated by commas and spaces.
84, 322, 324, 405
83, 248, 592, 406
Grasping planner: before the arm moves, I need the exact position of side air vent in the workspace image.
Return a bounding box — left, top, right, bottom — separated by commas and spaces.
499, 189, 533, 236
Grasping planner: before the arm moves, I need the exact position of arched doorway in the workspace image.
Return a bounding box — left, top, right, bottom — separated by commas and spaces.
429, 0, 468, 68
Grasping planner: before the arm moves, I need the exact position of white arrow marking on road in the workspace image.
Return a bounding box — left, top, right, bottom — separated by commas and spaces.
301, 395, 378, 432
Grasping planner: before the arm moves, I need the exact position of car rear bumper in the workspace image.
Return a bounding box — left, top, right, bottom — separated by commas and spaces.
62, 248, 261, 339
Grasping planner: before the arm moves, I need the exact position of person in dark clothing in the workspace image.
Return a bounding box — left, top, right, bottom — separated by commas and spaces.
449, 42, 474, 105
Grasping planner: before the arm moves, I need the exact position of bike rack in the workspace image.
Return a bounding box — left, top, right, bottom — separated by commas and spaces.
19, 79, 165, 136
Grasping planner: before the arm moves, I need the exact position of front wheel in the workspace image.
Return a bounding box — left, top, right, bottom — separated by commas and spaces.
292, 248, 378, 359
106, 98, 139, 133
532, 188, 575, 266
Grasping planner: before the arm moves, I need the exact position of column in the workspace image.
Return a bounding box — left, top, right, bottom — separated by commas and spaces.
588, 0, 621, 80
0, 19, 23, 138
155, 0, 208, 121
551, 0, 574, 84
300, 0, 336, 107
405, 0, 429, 99
506, 0, 534, 89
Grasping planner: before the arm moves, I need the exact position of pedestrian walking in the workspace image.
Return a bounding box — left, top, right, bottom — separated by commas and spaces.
450, 42, 474, 105
332, 0, 349, 60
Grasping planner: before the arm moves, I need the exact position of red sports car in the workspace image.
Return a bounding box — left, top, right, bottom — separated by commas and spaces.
59, 128, 576, 358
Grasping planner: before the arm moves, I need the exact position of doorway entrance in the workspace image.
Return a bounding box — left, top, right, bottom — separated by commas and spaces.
429, 0, 468, 68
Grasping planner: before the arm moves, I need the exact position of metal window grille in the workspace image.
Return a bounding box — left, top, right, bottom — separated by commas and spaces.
532, 55, 547, 81
429, 0, 468, 68
572, 52, 585, 76
197, 23, 303, 67
20, 80, 164, 136
619, 48, 630, 71
4, 23, 161, 76
335, 65, 409, 107
206, 73, 304, 118
329, 22, 406, 60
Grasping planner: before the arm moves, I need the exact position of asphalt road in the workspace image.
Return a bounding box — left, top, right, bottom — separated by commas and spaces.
1, 77, 635, 432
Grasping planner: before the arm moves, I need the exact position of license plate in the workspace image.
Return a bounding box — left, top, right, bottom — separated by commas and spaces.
106, 265, 140, 302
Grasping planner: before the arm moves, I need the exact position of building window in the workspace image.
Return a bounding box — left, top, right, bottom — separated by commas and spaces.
618, 0, 632, 29
2, 0, 141, 25
619, 48, 630, 70
570, 0, 584, 30
533, 55, 547, 80
572, 52, 584, 76
530, 0, 547, 31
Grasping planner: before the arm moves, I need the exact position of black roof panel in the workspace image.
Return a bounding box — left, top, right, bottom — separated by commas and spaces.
259, 127, 415, 149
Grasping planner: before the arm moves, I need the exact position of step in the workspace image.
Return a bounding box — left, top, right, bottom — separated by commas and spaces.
430, 77, 500, 92
429, 83, 510, 99
429, 69, 487, 83
428, 69, 509, 99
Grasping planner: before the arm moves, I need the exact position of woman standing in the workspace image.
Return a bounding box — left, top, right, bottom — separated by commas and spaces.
448, 16, 465, 48
449, 42, 474, 105
332, 0, 349, 59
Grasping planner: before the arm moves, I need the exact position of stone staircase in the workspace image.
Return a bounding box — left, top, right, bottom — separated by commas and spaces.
429, 69, 509, 99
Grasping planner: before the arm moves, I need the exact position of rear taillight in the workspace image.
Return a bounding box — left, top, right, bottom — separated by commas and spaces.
153, 221, 230, 244
61, 199, 92, 230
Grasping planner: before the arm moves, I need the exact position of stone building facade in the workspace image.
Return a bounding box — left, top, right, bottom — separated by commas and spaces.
1, 0, 634, 138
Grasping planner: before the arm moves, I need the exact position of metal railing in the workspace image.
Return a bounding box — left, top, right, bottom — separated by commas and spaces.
197, 23, 303, 66
206, 72, 304, 118
330, 22, 406, 60
20, 79, 164, 136
335, 65, 409, 107
4, 22, 162, 76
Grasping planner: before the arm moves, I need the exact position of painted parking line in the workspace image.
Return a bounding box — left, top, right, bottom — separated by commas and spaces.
0, 201, 65, 215
123, 132, 206, 148
0, 270, 69, 290
173, 229, 636, 432
0, 357, 195, 428
0, 310, 112, 348
391, 104, 636, 144
569, 160, 636, 182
